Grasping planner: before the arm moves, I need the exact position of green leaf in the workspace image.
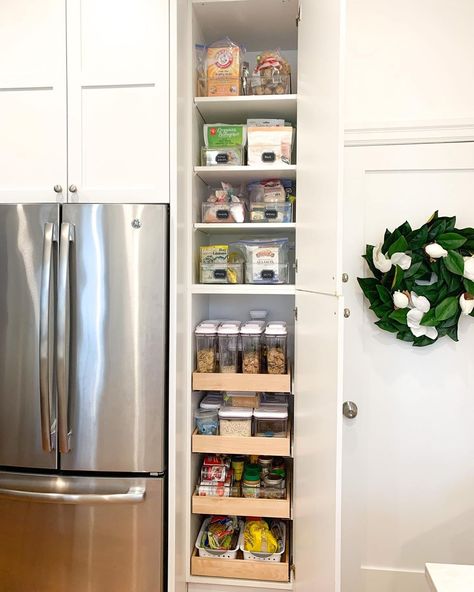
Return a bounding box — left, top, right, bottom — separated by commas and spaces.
382, 229, 401, 254
404, 261, 423, 279
439, 313, 460, 329
413, 335, 438, 347
387, 235, 409, 258
420, 309, 437, 326
376, 284, 392, 305
447, 324, 459, 342
397, 331, 415, 343
394, 221, 412, 237
389, 308, 408, 324
375, 319, 398, 333
391, 265, 404, 291
437, 232, 467, 250
444, 251, 464, 276
463, 278, 474, 294
427, 211, 439, 224
370, 304, 391, 320
407, 224, 429, 249
428, 218, 448, 240
357, 277, 379, 301
435, 296, 459, 321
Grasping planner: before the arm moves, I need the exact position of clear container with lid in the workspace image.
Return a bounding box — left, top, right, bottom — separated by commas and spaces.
218, 407, 253, 437
259, 393, 288, 407
240, 320, 265, 374
224, 391, 259, 408
195, 321, 220, 373
254, 406, 288, 438
200, 392, 224, 410
264, 322, 287, 374
217, 321, 241, 373
194, 408, 219, 435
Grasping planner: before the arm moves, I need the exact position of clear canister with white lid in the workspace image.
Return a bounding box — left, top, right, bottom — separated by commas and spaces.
218, 406, 253, 437
217, 321, 241, 373
195, 321, 220, 373
200, 392, 224, 409
254, 406, 288, 438
264, 322, 287, 374
240, 320, 265, 374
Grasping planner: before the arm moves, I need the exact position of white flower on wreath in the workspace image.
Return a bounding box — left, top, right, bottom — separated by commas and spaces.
406, 291, 438, 340
425, 242, 448, 259
460, 293, 474, 316
373, 242, 412, 273
393, 290, 409, 309
464, 256, 474, 282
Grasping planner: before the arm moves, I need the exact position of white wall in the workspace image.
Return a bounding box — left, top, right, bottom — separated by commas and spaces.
345, 0, 474, 129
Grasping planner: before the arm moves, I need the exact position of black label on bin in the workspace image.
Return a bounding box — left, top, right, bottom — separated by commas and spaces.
261, 269, 275, 280
216, 209, 230, 219
265, 209, 278, 219
262, 151, 276, 163
215, 153, 229, 164
213, 269, 227, 279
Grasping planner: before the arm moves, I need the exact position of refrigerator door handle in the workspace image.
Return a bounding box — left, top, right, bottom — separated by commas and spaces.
57, 222, 75, 454
0, 485, 145, 505
39, 222, 57, 452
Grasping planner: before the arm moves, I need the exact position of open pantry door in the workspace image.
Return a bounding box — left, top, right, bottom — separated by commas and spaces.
295, 0, 345, 295
293, 290, 344, 591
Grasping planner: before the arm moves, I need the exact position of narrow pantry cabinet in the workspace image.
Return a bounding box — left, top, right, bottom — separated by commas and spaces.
173, 0, 346, 591
0, 0, 169, 205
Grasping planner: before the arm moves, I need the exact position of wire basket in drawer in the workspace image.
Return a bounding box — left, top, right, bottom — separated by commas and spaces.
195, 517, 244, 559
241, 521, 286, 562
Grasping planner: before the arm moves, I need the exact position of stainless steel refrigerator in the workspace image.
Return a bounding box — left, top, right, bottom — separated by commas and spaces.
0, 204, 168, 592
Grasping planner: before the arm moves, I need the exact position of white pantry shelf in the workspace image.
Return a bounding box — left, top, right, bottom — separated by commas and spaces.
192, 284, 296, 295
194, 222, 296, 234
194, 165, 297, 184
194, 94, 297, 124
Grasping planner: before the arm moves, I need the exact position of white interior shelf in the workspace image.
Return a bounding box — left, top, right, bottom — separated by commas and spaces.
195, 95, 297, 124
194, 222, 296, 234
194, 165, 297, 184
191, 284, 296, 295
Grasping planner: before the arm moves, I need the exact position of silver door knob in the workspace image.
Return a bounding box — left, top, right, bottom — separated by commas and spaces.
69, 184, 77, 193
343, 401, 358, 419
53, 185, 62, 193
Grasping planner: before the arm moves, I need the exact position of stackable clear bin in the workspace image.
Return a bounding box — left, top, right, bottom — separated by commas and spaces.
264, 322, 287, 374
254, 406, 288, 438
249, 202, 293, 223
217, 321, 241, 373
246, 263, 289, 285
201, 146, 244, 166
200, 262, 243, 284
218, 406, 253, 437
240, 320, 265, 374
195, 321, 219, 373
248, 74, 291, 96
202, 201, 246, 224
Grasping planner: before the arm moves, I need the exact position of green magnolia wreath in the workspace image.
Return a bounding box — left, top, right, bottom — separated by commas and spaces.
358, 212, 474, 346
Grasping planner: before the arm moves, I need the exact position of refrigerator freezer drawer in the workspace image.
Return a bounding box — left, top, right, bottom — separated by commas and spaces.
0, 472, 164, 592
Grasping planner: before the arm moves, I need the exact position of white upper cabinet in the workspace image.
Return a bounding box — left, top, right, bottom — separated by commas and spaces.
296, 0, 345, 295
0, 0, 67, 203
66, 0, 169, 203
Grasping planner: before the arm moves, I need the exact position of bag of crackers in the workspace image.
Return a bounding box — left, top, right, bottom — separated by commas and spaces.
196, 37, 244, 97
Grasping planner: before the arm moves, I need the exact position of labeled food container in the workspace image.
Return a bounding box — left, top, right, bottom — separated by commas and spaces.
218, 321, 241, 373
218, 407, 253, 437
242, 473, 261, 498
247, 127, 293, 167
200, 262, 243, 284
201, 146, 244, 166
195, 517, 244, 559
265, 322, 287, 374
195, 321, 219, 373
202, 201, 246, 224
234, 238, 289, 285
249, 202, 292, 223
200, 392, 224, 410
240, 320, 265, 373
224, 391, 259, 408
194, 408, 219, 435
254, 406, 288, 438
248, 74, 291, 96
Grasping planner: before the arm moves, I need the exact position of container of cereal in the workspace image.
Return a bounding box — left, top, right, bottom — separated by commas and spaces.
264, 322, 287, 374
218, 321, 241, 373
194, 408, 219, 435
218, 407, 253, 437
225, 391, 259, 408
254, 406, 288, 438
195, 321, 219, 373
240, 321, 265, 374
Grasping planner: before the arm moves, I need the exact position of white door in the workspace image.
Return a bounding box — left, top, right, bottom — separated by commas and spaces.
296, 0, 345, 295
0, 0, 67, 203
294, 291, 344, 591
66, 0, 169, 203
342, 142, 474, 592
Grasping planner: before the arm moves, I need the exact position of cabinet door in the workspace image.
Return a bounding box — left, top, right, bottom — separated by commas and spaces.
66, 0, 169, 203
296, 0, 345, 295
294, 290, 344, 592
0, 0, 67, 203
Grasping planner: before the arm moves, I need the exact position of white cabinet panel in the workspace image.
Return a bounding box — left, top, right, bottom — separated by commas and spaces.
0, 0, 67, 203
296, 0, 345, 295
294, 290, 344, 592
67, 0, 169, 203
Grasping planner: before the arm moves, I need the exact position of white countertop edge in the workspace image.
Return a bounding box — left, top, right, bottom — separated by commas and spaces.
425, 563, 474, 592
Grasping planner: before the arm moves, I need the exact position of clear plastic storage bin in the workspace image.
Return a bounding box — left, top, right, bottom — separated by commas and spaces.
218, 321, 241, 373
264, 322, 287, 374
240, 320, 265, 373
224, 392, 259, 408
248, 74, 291, 96
200, 392, 224, 410
249, 202, 293, 223
195, 321, 219, 373
201, 146, 244, 166
200, 262, 243, 284
254, 406, 288, 438
202, 201, 246, 224
218, 407, 253, 437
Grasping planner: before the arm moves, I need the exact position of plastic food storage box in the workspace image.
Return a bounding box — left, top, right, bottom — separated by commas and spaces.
194, 408, 219, 435
195, 517, 244, 559
201, 146, 244, 166
240, 320, 265, 374
254, 406, 288, 438
218, 407, 253, 437
202, 201, 246, 224
200, 262, 243, 284
249, 202, 292, 223
224, 391, 259, 408
259, 393, 288, 407
264, 322, 287, 374
200, 392, 224, 410
195, 321, 219, 373
218, 321, 241, 373
248, 74, 291, 96
241, 522, 287, 562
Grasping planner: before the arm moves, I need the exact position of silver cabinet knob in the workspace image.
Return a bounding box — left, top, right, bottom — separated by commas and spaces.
68, 184, 77, 193
53, 185, 62, 193
343, 401, 358, 419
